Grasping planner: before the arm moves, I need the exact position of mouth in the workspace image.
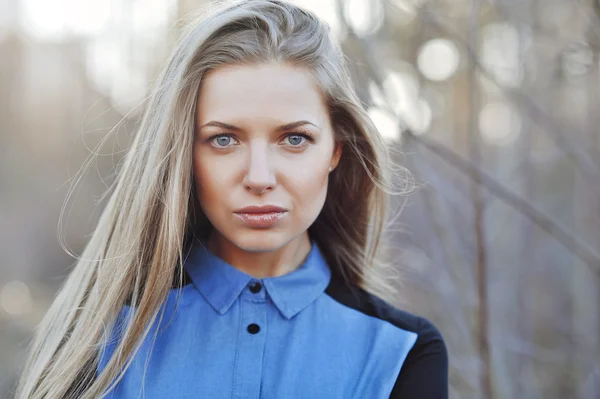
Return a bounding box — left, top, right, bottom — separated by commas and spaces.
233, 205, 287, 228
234, 205, 287, 214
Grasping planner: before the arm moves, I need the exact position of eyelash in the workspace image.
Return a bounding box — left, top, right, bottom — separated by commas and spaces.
207, 132, 315, 148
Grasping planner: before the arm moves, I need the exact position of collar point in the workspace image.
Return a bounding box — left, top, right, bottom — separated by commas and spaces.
278, 308, 300, 320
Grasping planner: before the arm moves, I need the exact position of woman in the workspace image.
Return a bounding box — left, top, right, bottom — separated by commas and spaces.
15, 0, 448, 398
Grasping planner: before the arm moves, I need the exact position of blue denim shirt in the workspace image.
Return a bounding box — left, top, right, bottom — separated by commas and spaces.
97, 240, 448, 398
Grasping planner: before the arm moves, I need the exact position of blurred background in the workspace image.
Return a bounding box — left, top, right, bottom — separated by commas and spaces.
1, 0, 599, 397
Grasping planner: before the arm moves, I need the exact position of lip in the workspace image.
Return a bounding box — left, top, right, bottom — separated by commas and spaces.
234, 205, 287, 213
234, 205, 287, 228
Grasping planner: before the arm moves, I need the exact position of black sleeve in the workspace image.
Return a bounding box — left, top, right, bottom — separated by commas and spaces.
389, 317, 449, 398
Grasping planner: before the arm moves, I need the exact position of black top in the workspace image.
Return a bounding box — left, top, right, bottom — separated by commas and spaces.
325, 274, 449, 397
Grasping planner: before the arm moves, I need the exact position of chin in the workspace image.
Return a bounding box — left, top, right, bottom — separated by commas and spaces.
228, 229, 292, 253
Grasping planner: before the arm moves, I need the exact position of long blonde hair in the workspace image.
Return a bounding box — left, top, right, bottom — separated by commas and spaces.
15, 1, 414, 397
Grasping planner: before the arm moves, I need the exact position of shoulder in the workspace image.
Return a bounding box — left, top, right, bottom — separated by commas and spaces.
324, 273, 443, 339
325, 275, 448, 398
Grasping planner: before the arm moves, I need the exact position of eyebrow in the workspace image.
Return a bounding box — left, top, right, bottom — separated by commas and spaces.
198, 120, 320, 132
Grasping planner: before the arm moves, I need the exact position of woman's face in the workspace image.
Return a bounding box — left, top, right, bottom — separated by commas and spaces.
193, 62, 341, 252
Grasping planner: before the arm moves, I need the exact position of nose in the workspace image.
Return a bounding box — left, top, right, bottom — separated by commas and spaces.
243, 142, 276, 195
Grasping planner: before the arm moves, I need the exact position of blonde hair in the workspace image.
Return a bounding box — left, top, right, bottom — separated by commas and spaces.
15, 1, 414, 397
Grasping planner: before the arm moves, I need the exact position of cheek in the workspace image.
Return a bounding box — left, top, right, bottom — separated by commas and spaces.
193, 151, 229, 212
285, 160, 330, 213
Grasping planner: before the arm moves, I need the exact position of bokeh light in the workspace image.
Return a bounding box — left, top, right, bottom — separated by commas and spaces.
384, 69, 419, 114
368, 107, 401, 142
404, 98, 432, 135
479, 101, 522, 145
417, 38, 460, 82
292, 0, 343, 38
19, 0, 111, 40
481, 22, 524, 87
344, 0, 384, 37
381, 68, 432, 134
1, 280, 33, 316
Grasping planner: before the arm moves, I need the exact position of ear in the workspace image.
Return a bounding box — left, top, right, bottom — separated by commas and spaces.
329, 141, 343, 172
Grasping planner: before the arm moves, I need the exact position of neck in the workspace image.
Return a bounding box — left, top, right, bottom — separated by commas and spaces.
207, 232, 312, 278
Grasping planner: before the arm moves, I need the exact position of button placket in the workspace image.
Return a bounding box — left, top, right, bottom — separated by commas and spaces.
232, 286, 267, 399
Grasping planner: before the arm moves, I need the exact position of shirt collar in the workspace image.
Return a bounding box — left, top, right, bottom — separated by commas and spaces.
183, 239, 331, 319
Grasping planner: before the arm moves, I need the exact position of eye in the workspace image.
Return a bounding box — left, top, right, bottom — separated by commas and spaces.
209, 134, 238, 148
282, 133, 313, 147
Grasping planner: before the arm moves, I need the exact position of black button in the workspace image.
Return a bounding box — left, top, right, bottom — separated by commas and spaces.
247, 323, 260, 334
248, 281, 262, 294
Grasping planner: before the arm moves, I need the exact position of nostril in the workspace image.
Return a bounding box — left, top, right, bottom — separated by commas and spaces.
243, 166, 276, 194
244, 184, 273, 194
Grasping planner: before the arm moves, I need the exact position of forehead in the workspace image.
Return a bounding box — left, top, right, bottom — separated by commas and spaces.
196, 63, 329, 126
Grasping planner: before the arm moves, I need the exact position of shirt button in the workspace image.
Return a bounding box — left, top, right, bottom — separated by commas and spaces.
248, 281, 262, 294
247, 323, 260, 334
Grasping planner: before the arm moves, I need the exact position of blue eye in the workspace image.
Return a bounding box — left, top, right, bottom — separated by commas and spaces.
286, 135, 305, 146
210, 135, 237, 148
284, 133, 313, 146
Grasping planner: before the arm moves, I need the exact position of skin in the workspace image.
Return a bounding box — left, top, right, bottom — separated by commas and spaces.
193, 62, 342, 278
